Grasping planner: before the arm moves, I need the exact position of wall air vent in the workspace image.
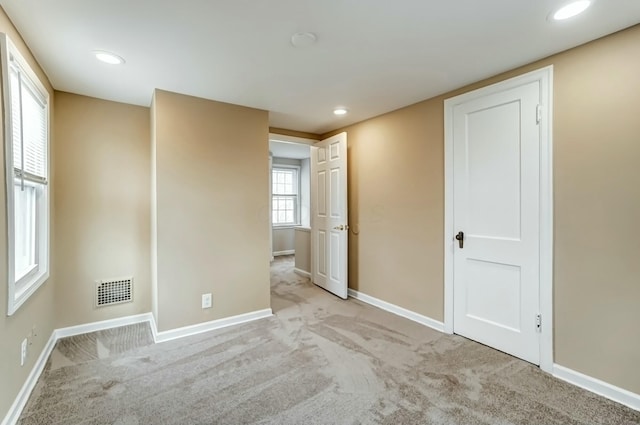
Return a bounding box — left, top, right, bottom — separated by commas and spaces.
95, 277, 133, 307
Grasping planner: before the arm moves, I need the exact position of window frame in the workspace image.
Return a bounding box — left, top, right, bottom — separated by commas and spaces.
271, 165, 300, 227
1, 33, 50, 316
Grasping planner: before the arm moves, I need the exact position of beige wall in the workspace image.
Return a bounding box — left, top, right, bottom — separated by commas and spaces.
324, 25, 640, 394
152, 89, 271, 332
327, 99, 446, 319
0, 9, 56, 419
549, 25, 640, 395
272, 227, 295, 254
54, 92, 151, 327
294, 228, 311, 274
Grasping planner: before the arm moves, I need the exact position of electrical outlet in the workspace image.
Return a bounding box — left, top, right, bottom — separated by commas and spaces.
20, 338, 28, 366
201, 293, 212, 309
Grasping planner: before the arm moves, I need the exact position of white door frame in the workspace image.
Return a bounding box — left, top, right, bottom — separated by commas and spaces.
268, 132, 316, 262
443, 66, 554, 373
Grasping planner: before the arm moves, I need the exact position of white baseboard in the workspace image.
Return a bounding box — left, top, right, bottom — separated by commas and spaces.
55, 313, 154, 339
153, 308, 273, 343
553, 364, 640, 411
149, 313, 159, 342
273, 250, 295, 256
348, 289, 445, 333
294, 268, 311, 278
1, 331, 56, 425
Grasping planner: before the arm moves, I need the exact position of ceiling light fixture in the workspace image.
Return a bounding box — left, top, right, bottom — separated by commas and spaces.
93, 50, 125, 65
552, 0, 591, 20
333, 108, 348, 116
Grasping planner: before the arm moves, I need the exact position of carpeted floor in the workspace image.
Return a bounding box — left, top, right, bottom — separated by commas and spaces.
18, 255, 640, 424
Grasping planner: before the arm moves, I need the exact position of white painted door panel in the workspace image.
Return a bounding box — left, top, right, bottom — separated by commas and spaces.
311, 132, 348, 299
453, 81, 541, 364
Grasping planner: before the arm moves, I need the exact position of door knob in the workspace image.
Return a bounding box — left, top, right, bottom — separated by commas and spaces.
333, 225, 349, 231
455, 231, 464, 248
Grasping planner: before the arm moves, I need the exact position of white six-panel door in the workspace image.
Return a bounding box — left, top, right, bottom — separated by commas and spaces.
449, 78, 543, 365
311, 132, 348, 299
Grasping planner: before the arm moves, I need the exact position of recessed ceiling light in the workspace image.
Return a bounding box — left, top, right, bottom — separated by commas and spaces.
93, 50, 125, 65
552, 0, 591, 20
333, 108, 348, 116
291, 32, 317, 48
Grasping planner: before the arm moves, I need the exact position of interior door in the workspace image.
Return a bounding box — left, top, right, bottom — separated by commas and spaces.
311, 132, 348, 299
452, 81, 541, 364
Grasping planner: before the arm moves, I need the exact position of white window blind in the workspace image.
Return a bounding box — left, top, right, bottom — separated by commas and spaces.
10, 55, 48, 185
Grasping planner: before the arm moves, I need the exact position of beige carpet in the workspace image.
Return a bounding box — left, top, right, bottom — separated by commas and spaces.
18, 255, 640, 424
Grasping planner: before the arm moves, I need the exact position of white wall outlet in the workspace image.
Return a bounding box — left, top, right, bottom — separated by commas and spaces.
201, 293, 212, 309
20, 338, 28, 366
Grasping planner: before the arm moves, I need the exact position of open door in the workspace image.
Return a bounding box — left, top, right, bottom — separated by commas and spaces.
310, 132, 348, 299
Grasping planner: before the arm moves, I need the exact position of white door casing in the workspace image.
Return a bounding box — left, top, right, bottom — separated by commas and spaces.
311, 132, 348, 299
444, 67, 553, 372
269, 153, 274, 262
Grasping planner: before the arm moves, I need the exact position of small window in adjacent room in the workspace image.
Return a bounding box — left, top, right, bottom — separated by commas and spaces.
272, 167, 299, 226
1, 34, 50, 315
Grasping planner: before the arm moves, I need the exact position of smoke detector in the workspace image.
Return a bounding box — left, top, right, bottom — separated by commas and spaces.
291, 32, 317, 48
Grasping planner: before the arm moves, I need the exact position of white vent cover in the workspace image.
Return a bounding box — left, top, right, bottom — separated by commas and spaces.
95, 277, 133, 307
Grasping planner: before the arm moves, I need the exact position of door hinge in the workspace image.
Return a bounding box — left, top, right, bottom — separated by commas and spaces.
536, 104, 542, 124
536, 313, 542, 332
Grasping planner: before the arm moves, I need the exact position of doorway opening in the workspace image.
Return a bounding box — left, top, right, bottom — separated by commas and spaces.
268, 132, 350, 301
269, 134, 315, 281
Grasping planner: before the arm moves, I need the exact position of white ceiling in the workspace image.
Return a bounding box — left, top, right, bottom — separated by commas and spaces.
1, 1, 639, 134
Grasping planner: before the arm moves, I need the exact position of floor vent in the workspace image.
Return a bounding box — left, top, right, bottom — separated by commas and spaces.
96, 277, 133, 307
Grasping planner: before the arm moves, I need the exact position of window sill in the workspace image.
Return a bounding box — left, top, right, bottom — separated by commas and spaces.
8, 269, 49, 316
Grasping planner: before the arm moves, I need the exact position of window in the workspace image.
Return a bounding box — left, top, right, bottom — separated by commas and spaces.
272, 167, 299, 226
1, 34, 50, 315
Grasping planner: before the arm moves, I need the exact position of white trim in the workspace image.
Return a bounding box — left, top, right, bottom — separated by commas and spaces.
1, 33, 51, 316
553, 364, 640, 412
293, 268, 311, 278
1, 331, 56, 425
271, 164, 301, 227
348, 289, 445, 333
153, 309, 273, 343
55, 313, 153, 339
273, 249, 295, 256
538, 67, 554, 373
269, 133, 317, 146
149, 314, 159, 342
443, 90, 455, 334
443, 66, 554, 372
